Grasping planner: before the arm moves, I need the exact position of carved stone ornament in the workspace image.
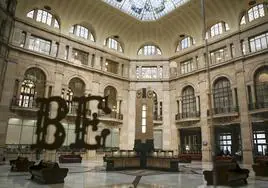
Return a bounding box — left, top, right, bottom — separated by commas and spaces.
136, 90, 142, 98
147, 90, 153, 98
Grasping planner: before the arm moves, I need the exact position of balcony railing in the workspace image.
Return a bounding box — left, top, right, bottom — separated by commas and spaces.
10, 98, 39, 109
248, 102, 268, 111
153, 114, 163, 121
178, 144, 202, 154
175, 111, 200, 120
67, 103, 91, 116
98, 111, 123, 120
207, 106, 239, 116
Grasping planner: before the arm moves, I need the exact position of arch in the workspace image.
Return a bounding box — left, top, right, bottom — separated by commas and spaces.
248, 63, 268, 82
66, 74, 88, 87
18, 67, 47, 107
23, 64, 49, 82
179, 82, 198, 96
24, 67, 46, 84
104, 86, 117, 111
181, 85, 195, 96
212, 77, 233, 113
206, 21, 230, 39
104, 36, 124, 53
137, 43, 162, 56
68, 77, 85, 97
181, 85, 196, 117
176, 35, 195, 52
254, 66, 268, 105
26, 8, 60, 29
211, 74, 234, 87
239, 3, 267, 26
69, 23, 95, 42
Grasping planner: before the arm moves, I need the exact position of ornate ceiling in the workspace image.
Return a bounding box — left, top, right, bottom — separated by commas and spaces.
102, 0, 190, 21
16, 0, 249, 57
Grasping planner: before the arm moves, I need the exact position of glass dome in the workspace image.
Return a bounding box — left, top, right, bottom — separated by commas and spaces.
103, 0, 190, 21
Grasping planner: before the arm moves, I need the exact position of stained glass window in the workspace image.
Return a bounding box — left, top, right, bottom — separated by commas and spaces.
102, 0, 190, 21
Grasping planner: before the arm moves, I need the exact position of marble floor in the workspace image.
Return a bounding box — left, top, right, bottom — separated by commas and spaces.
0, 160, 267, 188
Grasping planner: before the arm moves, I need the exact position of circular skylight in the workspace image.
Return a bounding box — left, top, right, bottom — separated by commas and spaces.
103, 0, 190, 21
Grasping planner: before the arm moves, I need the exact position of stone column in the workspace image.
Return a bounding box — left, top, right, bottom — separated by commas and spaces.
227, 43, 232, 61
57, 42, 66, 59
44, 84, 50, 98
162, 82, 173, 150
116, 100, 120, 114
102, 57, 107, 71
250, 84, 256, 105
24, 32, 31, 49
169, 88, 179, 152
199, 78, 213, 162
118, 63, 122, 76
243, 37, 250, 55
67, 46, 73, 61
196, 96, 200, 113
179, 98, 182, 115
44, 65, 64, 162
88, 54, 92, 67
94, 55, 101, 70
120, 83, 135, 150
232, 88, 236, 107
0, 61, 17, 154
236, 61, 253, 164
50, 41, 58, 57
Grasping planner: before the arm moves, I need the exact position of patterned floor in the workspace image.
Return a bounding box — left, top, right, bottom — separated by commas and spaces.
0, 160, 268, 188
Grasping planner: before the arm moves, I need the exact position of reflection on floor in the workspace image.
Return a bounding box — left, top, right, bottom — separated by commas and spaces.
0, 160, 268, 188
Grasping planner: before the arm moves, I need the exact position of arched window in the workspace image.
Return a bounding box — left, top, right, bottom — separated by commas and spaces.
69, 25, 95, 41
176, 36, 195, 51
104, 86, 117, 112
254, 67, 268, 107
67, 78, 85, 114
181, 86, 196, 118
105, 37, 123, 52
26, 9, 60, 29
138, 44, 162, 56
248, 4, 265, 22
240, 4, 266, 25
206, 22, 230, 39
213, 78, 233, 114
19, 68, 46, 107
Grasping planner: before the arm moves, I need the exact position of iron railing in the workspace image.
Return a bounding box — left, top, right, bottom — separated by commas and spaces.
248, 102, 268, 111
153, 114, 163, 121
175, 111, 200, 120
98, 111, 123, 120
178, 144, 202, 154
207, 106, 239, 116
10, 98, 39, 109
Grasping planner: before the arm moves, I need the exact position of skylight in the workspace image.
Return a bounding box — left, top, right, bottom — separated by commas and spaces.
102, 0, 190, 21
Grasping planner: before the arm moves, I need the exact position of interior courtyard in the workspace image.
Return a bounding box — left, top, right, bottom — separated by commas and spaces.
1, 0, 268, 187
